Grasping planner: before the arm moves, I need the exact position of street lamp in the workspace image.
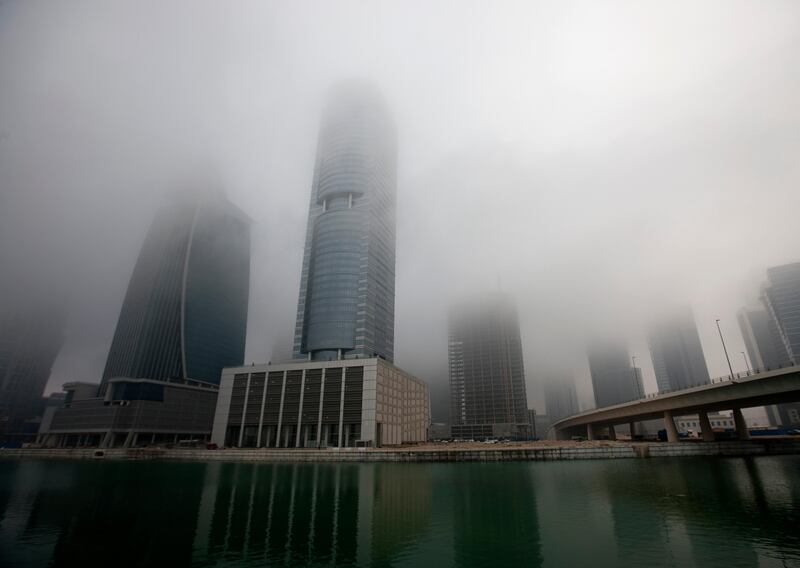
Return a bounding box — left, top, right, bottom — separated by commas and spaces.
741, 351, 751, 373
716, 318, 735, 379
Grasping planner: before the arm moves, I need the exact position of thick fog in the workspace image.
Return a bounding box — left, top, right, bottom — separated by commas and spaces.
1, 1, 798, 420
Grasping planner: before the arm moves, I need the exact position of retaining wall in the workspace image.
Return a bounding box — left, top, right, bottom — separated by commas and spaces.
1, 440, 799, 463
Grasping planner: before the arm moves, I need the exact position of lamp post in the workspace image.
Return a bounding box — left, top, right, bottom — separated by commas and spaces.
741, 351, 751, 373
716, 319, 735, 379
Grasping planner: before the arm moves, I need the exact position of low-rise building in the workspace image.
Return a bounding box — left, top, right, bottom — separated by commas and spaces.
37, 378, 219, 448
211, 358, 430, 448
675, 412, 734, 434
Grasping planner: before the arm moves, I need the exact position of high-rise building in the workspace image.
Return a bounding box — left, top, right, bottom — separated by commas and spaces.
293, 82, 397, 362
102, 189, 250, 388
543, 374, 579, 423
40, 189, 251, 448
648, 307, 711, 393
0, 306, 65, 443
761, 262, 800, 365
737, 306, 792, 371
587, 342, 642, 408
448, 294, 529, 439
743, 263, 800, 427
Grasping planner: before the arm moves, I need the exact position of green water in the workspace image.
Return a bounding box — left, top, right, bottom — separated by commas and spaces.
0, 457, 798, 567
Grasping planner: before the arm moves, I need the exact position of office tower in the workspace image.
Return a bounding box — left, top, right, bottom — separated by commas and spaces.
737, 306, 792, 371
448, 294, 529, 439
102, 189, 250, 388
761, 262, 800, 364
648, 307, 711, 393
543, 374, 579, 423
633, 367, 645, 399
0, 306, 65, 442
587, 342, 642, 408
293, 82, 398, 362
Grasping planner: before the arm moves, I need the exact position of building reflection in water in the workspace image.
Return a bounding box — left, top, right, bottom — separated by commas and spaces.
0, 457, 799, 567
191, 462, 432, 566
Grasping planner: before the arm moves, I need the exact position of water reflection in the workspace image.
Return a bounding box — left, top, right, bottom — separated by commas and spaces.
0, 457, 798, 567
192, 463, 432, 567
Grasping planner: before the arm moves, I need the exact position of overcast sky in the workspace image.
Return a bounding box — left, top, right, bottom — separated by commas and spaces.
1, 1, 798, 420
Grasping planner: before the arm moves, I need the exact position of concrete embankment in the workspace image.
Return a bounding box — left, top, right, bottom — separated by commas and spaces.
2, 440, 799, 463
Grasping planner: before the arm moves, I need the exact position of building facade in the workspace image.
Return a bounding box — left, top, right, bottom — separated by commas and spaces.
211, 358, 429, 448
40, 190, 250, 446
0, 306, 65, 445
293, 82, 398, 362
448, 294, 529, 439
38, 378, 219, 448
587, 342, 642, 409
648, 307, 711, 393
543, 375, 580, 423
762, 262, 800, 365
102, 189, 250, 389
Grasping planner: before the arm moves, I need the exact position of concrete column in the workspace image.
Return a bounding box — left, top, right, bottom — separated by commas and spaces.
316, 370, 326, 448
337, 368, 346, 448
295, 369, 306, 448
123, 431, 134, 448
275, 371, 287, 448
256, 374, 269, 448
732, 408, 750, 440
629, 422, 637, 439
238, 373, 252, 447
586, 424, 595, 440
698, 410, 715, 442
100, 430, 113, 448
663, 411, 679, 443
607, 426, 617, 441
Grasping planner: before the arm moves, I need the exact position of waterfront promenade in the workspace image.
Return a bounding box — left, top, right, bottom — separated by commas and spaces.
2, 439, 799, 463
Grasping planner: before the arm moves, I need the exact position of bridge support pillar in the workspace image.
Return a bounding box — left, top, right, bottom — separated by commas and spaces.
586, 424, 595, 441
698, 411, 715, 442
732, 408, 750, 440
663, 411, 679, 443
607, 426, 616, 441
629, 422, 637, 439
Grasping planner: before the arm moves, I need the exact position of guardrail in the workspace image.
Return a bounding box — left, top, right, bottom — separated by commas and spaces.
568, 362, 800, 416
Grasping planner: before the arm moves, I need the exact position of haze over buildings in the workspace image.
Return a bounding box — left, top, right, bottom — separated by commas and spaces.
587, 341, 643, 409
1, 2, 800, 420
648, 307, 711, 394
293, 83, 397, 363
102, 190, 251, 388
448, 294, 529, 438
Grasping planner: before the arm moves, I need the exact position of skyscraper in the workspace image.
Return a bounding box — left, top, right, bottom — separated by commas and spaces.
0, 306, 65, 443
737, 306, 792, 370
448, 294, 529, 439
737, 305, 797, 425
587, 341, 642, 408
761, 262, 800, 365
293, 82, 397, 362
543, 374, 579, 423
102, 189, 250, 388
648, 307, 710, 393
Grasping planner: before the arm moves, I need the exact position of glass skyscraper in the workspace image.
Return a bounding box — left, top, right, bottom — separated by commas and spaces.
101, 189, 250, 388
293, 82, 397, 362
587, 341, 643, 408
737, 304, 797, 425
648, 306, 711, 393
762, 262, 800, 365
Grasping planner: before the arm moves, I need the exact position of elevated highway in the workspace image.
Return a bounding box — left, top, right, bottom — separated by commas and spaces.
552, 365, 800, 442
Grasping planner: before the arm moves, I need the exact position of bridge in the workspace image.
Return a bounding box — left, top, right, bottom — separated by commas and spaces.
552, 365, 800, 442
